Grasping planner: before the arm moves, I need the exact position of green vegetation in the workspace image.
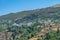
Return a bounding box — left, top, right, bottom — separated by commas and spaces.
0, 7, 60, 25
0, 4, 60, 40
0, 27, 7, 31
7, 24, 42, 40
0, 25, 60, 40
37, 30, 60, 40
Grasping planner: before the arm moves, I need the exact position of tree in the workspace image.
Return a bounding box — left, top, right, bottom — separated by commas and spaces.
44, 33, 51, 40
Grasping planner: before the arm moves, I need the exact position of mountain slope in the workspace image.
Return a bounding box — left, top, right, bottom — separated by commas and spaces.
0, 4, 60, 23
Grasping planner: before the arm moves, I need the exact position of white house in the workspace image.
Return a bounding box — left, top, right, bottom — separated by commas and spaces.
12, 23, 19, 27
27, 22, 33, 26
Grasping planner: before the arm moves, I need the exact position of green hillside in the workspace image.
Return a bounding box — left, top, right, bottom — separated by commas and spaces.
0, 7, 60, 20
0, 5, 60, 25
0, 4, 60, 40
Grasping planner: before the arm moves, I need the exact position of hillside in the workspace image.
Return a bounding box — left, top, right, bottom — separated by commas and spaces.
0, 4, 60, 24
1, 4, 60, 40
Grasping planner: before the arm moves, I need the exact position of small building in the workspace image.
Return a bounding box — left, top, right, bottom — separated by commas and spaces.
12, 23, 19, 27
